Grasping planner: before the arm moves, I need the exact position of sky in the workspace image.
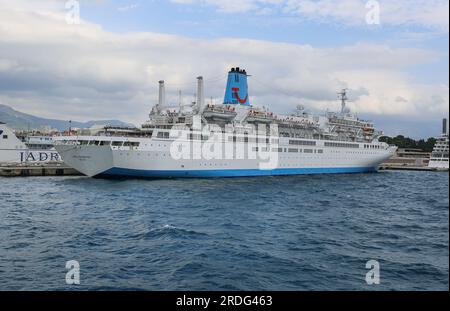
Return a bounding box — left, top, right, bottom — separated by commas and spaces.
0, 0, 448, 138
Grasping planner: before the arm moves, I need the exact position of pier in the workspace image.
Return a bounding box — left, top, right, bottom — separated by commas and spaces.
379, 165, 448, 172
0, 163, 81, 177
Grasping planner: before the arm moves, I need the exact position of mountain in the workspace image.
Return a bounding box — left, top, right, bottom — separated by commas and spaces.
0, 104, 134, 131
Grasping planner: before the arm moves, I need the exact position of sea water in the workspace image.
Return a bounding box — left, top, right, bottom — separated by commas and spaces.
0, 170, 448, 290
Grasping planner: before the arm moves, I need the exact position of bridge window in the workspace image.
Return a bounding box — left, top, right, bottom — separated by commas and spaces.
3, 135, 7, 139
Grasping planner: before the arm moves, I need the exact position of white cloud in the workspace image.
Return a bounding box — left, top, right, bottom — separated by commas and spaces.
172, 0, 283, 13
0, 2, 447, 132
171, 0, 449, 32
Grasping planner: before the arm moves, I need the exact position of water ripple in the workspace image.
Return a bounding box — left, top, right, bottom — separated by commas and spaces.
0, 171, 448, 290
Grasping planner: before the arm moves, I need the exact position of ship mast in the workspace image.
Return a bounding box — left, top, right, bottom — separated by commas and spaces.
338, 89, 348, 114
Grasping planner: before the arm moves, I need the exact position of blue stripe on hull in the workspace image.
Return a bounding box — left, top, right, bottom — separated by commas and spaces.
97, 166, 377, 179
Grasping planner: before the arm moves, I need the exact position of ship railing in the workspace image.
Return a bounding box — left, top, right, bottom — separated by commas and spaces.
204, 105, 237, 114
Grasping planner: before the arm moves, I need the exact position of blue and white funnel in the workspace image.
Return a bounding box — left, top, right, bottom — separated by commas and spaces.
223, 67, 250, 106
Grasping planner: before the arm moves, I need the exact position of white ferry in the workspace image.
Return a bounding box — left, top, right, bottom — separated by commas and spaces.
428, 118, 449, 170
0, 122, 61, 164
55, 68, 397, 178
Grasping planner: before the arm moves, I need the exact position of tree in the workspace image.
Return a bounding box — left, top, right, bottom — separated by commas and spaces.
379, 135, 436, 152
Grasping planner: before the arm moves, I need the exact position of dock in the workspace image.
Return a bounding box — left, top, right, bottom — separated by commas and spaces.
379, 165, 447, 172
0, 163, 82, 177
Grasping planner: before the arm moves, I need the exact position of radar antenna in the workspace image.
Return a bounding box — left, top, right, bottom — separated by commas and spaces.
337, 89, 348, 114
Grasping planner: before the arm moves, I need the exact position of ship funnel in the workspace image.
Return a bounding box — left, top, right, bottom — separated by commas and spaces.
158, 80, 166, 110
197, 76, 204, 111
443, 118, 448, 135
223, 67, 250, 106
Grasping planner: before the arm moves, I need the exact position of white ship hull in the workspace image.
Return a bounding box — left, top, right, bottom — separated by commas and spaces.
56, 138, 397, 178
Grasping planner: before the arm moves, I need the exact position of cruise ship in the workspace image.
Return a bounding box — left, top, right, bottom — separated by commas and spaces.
428, 118, 449, 170
0, 122, 61, 163
55, 68, 397, 178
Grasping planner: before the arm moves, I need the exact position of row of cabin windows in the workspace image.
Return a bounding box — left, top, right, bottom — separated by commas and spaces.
289, 140, 316, 146
252, 147, 270, 152
184, 135, 272, 143
228, 136, 270, 143
271, 148, 323, 154
188, 134, 210, 141
432, 153, 449, 158
149, 133, 382, 152
324, 142, 359, 149
188, 135, 273, 143
364, 144, 382, 149
157, 132, 275, 142
78, 140, 140, 147
28, 144, 53, 149
158, 132, 278, 144
157, 132, 170, 139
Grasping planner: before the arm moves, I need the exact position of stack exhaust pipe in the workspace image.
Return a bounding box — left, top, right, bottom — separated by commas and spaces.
158, 80, 166, 112
197, 76, 204, 112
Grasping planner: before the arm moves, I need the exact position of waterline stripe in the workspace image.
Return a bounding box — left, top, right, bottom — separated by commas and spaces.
98, 166, 377, 178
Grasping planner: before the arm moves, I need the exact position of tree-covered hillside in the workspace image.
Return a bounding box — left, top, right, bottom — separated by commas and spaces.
379, 135, 437, 152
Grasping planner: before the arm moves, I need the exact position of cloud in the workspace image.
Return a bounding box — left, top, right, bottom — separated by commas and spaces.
171, 0, 262, 13
171, 0, 449, 32
0, 2, 448, 136
117, 3, 140, 12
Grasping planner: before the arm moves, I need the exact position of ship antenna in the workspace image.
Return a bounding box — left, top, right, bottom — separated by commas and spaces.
338, 88, 348, 114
